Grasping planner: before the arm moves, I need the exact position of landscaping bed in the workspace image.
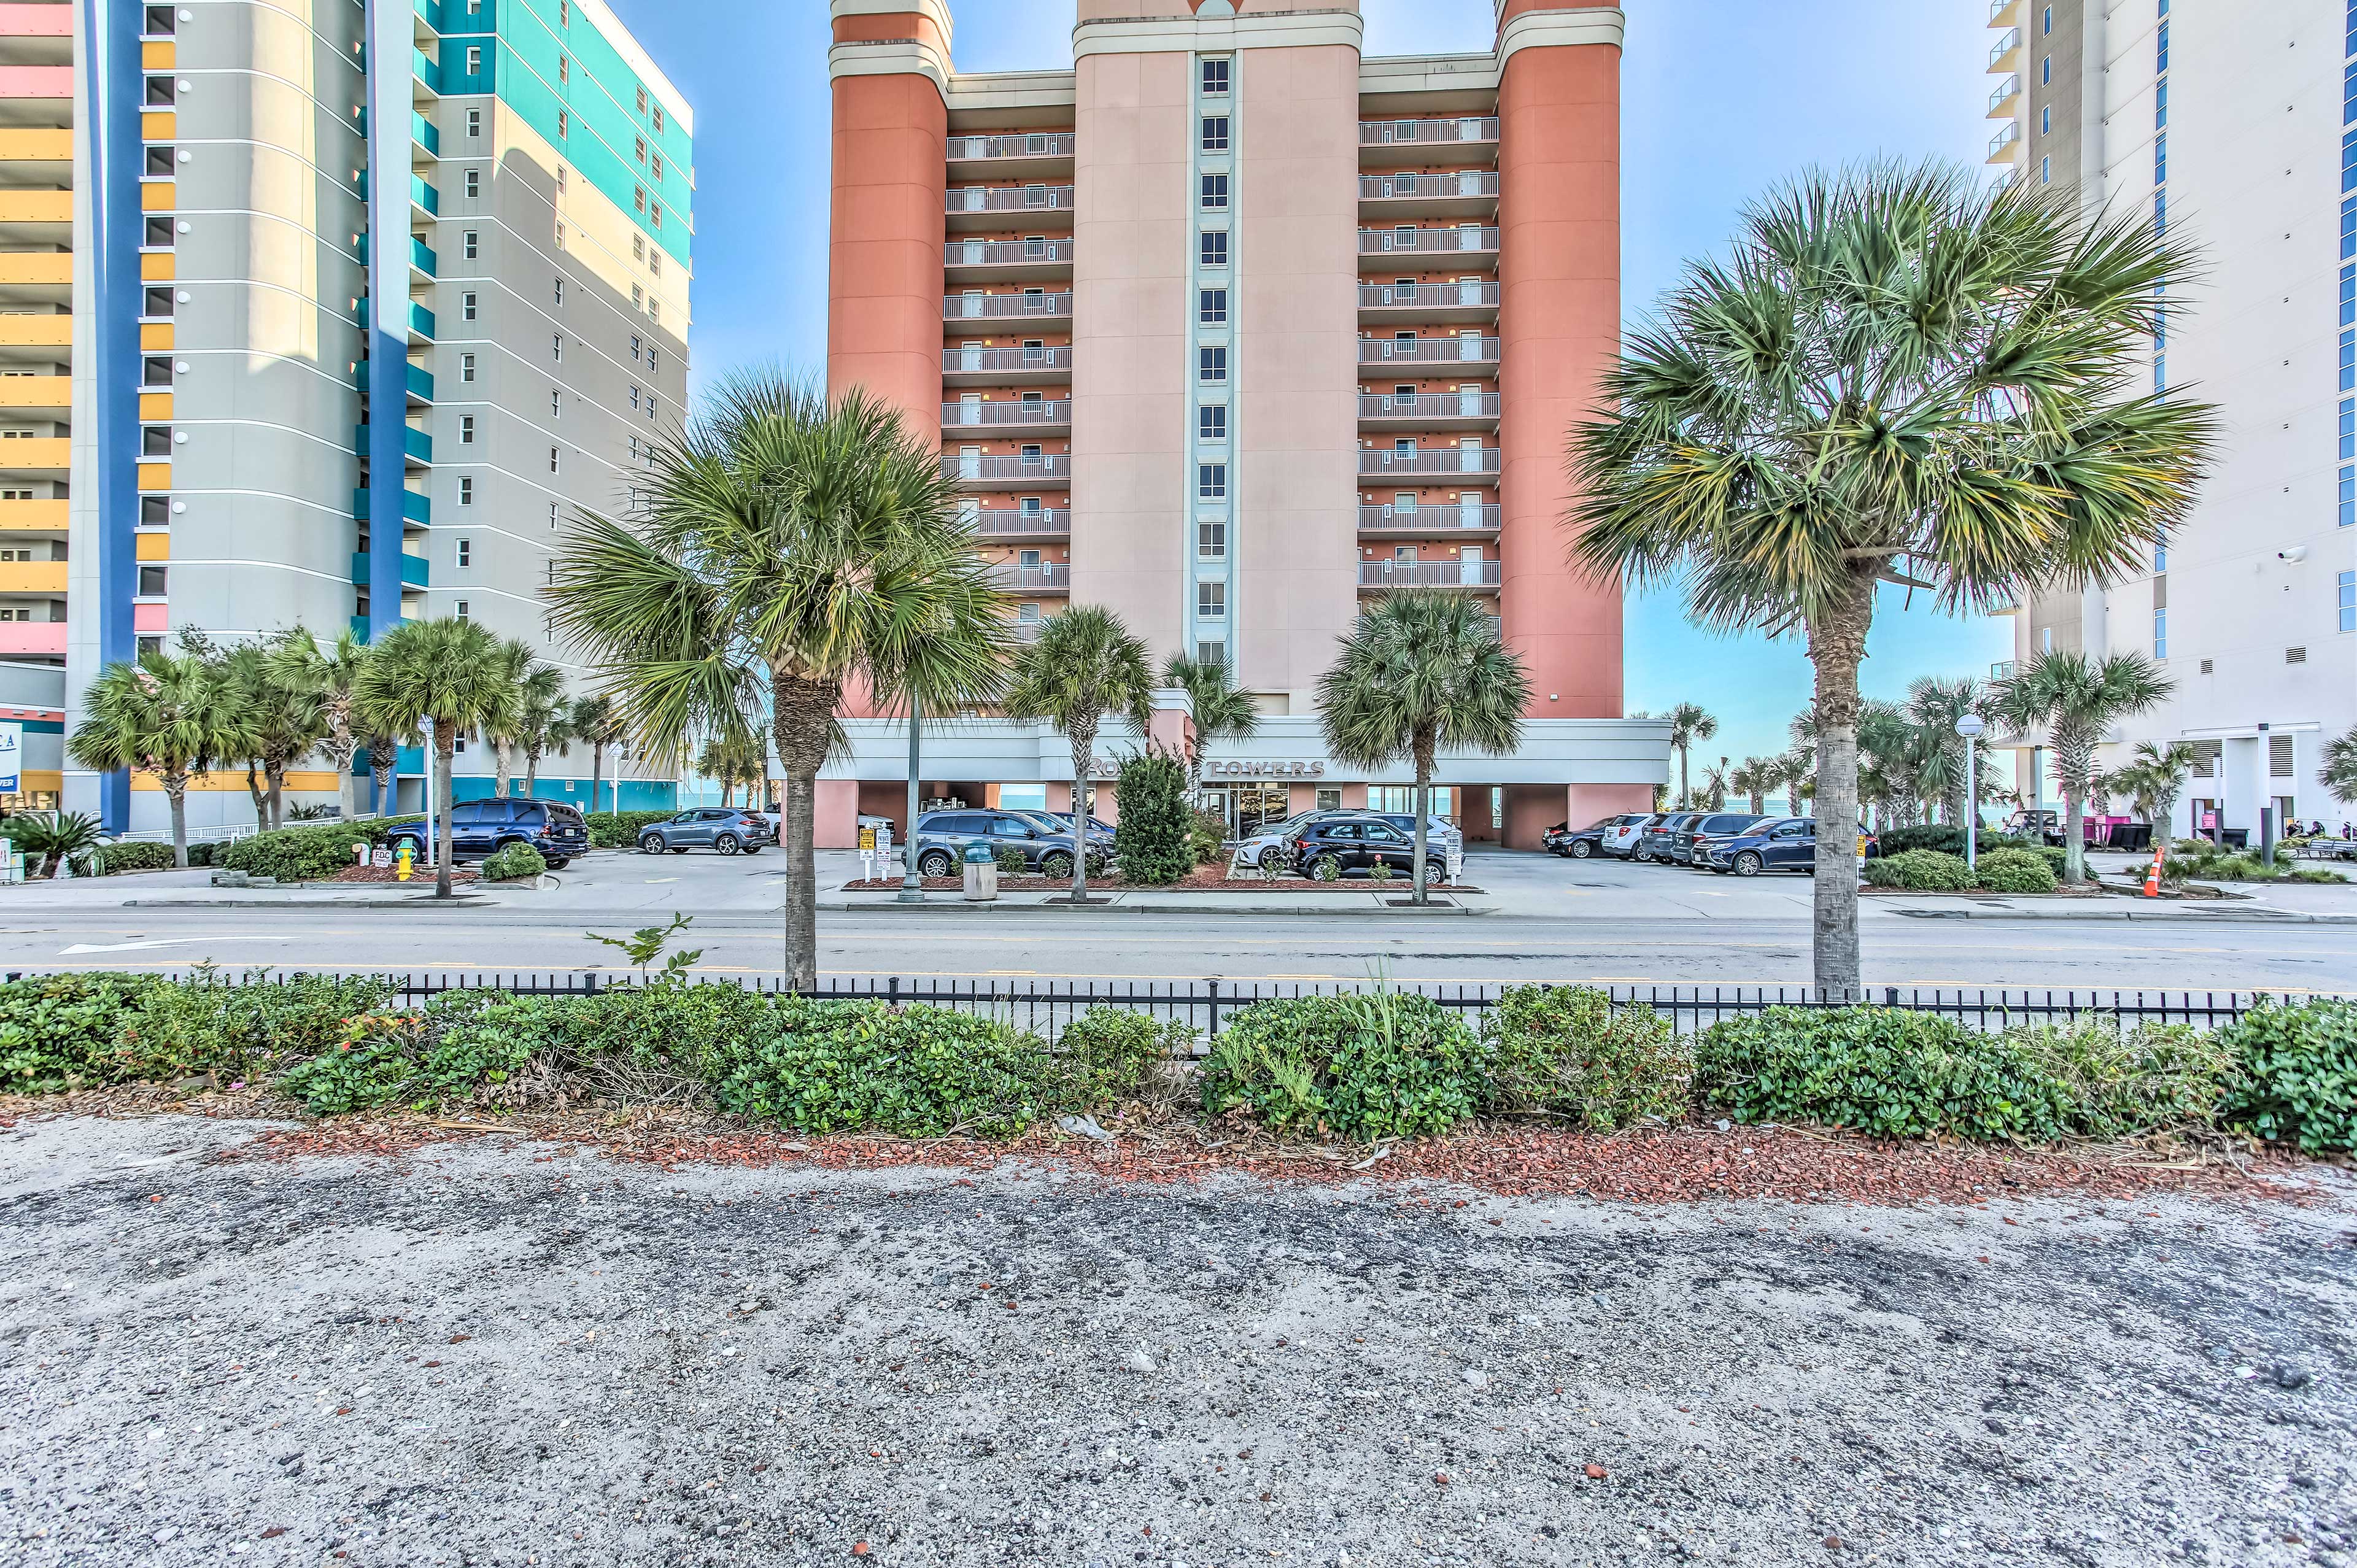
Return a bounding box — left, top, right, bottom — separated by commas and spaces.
842, 870, 1478, 894
325, 864, 481, 886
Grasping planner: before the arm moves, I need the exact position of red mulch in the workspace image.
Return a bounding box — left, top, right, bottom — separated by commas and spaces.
843, 867, 1474, 894
327, 865, 479, 885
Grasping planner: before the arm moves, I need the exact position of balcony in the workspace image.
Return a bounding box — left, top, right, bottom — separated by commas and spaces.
408, 300, 436, 341
1991, 660, 2018, 680
1359, 504, 1499, 533
1359, 227, 1498, 271
409, 234, 437, 279
406, 361, 434, 404
1359, 559, 1500, 590
0, 437, 69, 471
353, 487, 433, 526
1986, 120, 2021, 163
1988, 26, 2021, 73
972, 508, 1070, 539
412, 46, 439, 95
943, 344, 1073, 386
988, 561, 1069, 595
1989, 0, 2021, 23
411, 109, 439, 157
1358, 170, 1499, 218
356, 423, 433, 466
352, 552, 431, 589
943, 290, 1074, 326
0, 315, 71, 348
946, 185, 1076, 233
1987, 73, 2021, 117
1007, 617, 1050, 643
1358, 390, 1499, 430
942, 399, 1071, 436
1359, 279, 1498, 323
0, 560, 65, 594
409, 174, 439, 217
1358, 117, 1500, 168
1359, 335, 1498, 368
943, 452, 1072, 487
0, 620, 65, 656
945, 238, 1074, 282
948, 132, 1076, 179
1357, 446, 1500, 477
0, 498, 67, 532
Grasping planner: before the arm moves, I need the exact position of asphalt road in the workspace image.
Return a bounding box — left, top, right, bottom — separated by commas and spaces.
0, 849, 2348, 992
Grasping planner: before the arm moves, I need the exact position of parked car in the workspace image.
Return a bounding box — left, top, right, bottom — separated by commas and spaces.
1675, 812, 1769, 866
636, 807, 775, 856
1374, 813, 1462, 860
910, 809, 1088, 878
1234, 811, 1333, 871
1287, 813, 1433, 881
386, 797, 589, 870
1702, 817, 1817, 876
1631, 812, 1701, 863
1019, 809, 1116, 845
1549, 812, 1652, 859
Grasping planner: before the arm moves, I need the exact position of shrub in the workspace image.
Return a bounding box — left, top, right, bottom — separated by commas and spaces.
480, 841, 548, 882
1189, 808, 1229, 867
1053, 1008, 1194, 1110
1481, 986, 1689, 1130
121, 969, 397, 1084
992, 844, 1027, 875
711, 1000, 1053, 1136
1864, 849, 1973, 892
2219, 997, 2357, 1154
1693, 1006, 2076, 1143
2030, 844, 2071, 879
1873, 825, 1970, 858
185, 842, 219, 868
1201, 990, 1484, 1140
0, 973, 161, 1092
1112, 751, 1194, 886
93, 841, 177, 876
1256, 841, 1297, 878
220, 817, 423, 882
1972, 848, 2058, 895
2007, 1014, 2234, 1141
584, 810, 676, 849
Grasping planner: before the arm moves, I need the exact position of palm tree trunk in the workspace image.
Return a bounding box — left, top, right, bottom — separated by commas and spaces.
434, 722, 457, 898
1676, 742, 1690, 812
331, 733, 359, 821
1805, 572, 1875, 998
771, 670, 840, 993
166, 772, 188, 870
590, 743, 605, 816
246, 762, 266, 829
1412, 728, 1436, 906
371, 750, 395, 818
494, 740, 513, 799
265, 761, 285, 830
524, 750, 540, 799
1069, 722, 1097, 902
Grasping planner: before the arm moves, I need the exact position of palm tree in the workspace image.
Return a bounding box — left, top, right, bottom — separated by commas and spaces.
1730, 757, 1770, 816
1854, 700, 1921, 828
1567, 162, 2216, 994
513, 670, 578, 798
225, 639, 328, 830
546, 373, 1008, 987
1163, 652, 1260, 803
1994, 650, 2173, 886
1317, 590, 1530, 905
1700, 759, 1731, 812
478, 639, 555, 799
1905, 677, 1991, 827
67, 651, 254, 867
570, 693, 631, 814
352, 617, 515, 898
2322, 730, 2357, 811
266, 625, 371, 819
1004, 605, 1155, 902
694, 728, 767, 807
1663, 703, 1717, 813
2123, 738, 2204, 840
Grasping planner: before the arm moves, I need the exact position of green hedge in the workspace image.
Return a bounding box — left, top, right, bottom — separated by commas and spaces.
2218, 998, 2357, 1154
1480, 984, 1688, 1130
93, 841, 177, 875
1875, 827, 2038, 859
1865, 849, 1973, 891
711, 999, 1055, 1136
481, 842, 547, 882
0, 970, 396, 1093
1201, 991, 1484, 1140
1972, 848, 2058, 895
1111, 752, 1193, 886
586, 811, 677, 849
219, 818, 424, 882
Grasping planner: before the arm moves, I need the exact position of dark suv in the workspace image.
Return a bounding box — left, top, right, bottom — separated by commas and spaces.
635, 808, 775, 856
385, 798, 589, 869
912, 809, 1088, 878
1674, 812, 1768, 866
1631, 812, 1700, 864
1287, 813, 1431, 881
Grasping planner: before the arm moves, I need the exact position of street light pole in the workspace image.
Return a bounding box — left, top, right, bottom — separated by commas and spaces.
1955, 714, 1987, 873
898, 692, 924, 903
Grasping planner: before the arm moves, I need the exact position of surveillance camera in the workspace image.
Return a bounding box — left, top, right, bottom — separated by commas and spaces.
2277, 546, 2309, 563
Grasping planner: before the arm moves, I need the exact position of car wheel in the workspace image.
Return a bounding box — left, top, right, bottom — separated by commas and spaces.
543, 857, 570, 871
1569, 840, 1594, 859
1734, 851, 1763, 878
714, 833, 741, 856
670, 846, 691, 855
638, 833, 665, 854
743, 844, 764, 854
918, 850, 954, 878
1632, 849, 1652, 863
1312, 855, 1343, 882
1039, 851, 1075, 879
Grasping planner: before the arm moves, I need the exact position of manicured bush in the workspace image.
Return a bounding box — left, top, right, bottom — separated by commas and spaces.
711, 1000, 1053, 1136
1971, 848, 2058, 895
184, 842, 219, 868
1864, 849, 1973, 892
584, 811, 676, 849
274, 1009, 533, 1116
1693, 1006, 2076, 1143
219, 817, 423, 882
1480, 985, 1689, 1130
1201, 990, 1484, 1140
1874, 826, 2037, 859
0, 970, 393, 1092
480, 841, 548, 882
2219, 997, 2357, 1155
93, 841, 177, 875
1189, 808, 1229, 867
2006, 1014, 2234, 1141
1053, 1008, 1194, 1110
0, 973, 161, 1092
1112, 751, 1194, 886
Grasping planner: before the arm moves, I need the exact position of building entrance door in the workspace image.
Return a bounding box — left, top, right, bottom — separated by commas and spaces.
1202, 782, 1293, 840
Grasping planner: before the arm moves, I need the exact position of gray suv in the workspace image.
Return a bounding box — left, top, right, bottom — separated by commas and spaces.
913, 809, 1086, 878
635, 808, 775, 856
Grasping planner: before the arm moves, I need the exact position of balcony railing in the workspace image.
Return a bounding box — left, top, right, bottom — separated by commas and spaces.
1988, 26, 2020, 69
1359, 560, 1501, 589
1357, 446, 1500, 476
948, 185, 1075, 215
1990, 660, 2018, 680
1987, 121, 2020, 161
944, 291, 1074, 320
1008, 618, 1050, 643
944, 453, 1074, 483
942, 400, 1071, 429
972, 509, 1070, 537
1360, 171, 1500, 202
946, 238, 1075, 266
1360, 227, 1498, 257
952, 133, 1077, 161
1987, 73, 2020, 114
988, 562, 1069, 593
1360, 280, 1499, 311
1358, 335, 1498, 366
409, 234, 437, 277
1359, 117, 1498, 146
1358, 390, 1500, 420
945, 346, 1074, 374
1359, 504, 1500, 531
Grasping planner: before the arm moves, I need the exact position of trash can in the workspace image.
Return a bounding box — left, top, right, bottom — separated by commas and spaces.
962, 840, 999, 902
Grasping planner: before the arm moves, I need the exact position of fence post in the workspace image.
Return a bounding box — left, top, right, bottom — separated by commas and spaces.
1884, 987, 1900, 1008
584, 970, 600, 996
888, 975, 900, 1008
1207, 978, 1221, 1038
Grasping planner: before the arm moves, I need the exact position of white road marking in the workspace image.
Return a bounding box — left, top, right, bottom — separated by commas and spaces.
644, 878, 680, 885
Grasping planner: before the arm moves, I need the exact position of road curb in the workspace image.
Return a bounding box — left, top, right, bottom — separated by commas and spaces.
816, 897, 1495, 916
1887, 905, 2357, 924
122, 895, 494, 910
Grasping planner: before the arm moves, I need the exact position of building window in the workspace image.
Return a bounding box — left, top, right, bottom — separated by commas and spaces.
2041, 55, 2050, 87
138, 565, 167, 597
459, 476, 474, 506
142, 4, 174, 35
2153, 606, 2167, 658
651, 153, 664, 180
142, 286, 173, 319
1198, 406, 1226, 442
2156, 20, 2168, 72
653, 106, 665, 134
1201, 116, 1229, 153
552, 334, 563, 362
1198, 463, 1226, 500
460, 415, 475, 444
145, 146, 174, 177
142, 356, 172, 387
2040, 104, 2051, 136
557, 110, 568, 140
1199, 232, 1228, 268
2155, 133, 2166, 185
461, 353, 477, 383
1197, 641, 1227, 668
1200, 288, 1226, 325
555, 164, 568, 193
551, 389, 560, 418
631, 336, 643, 361
466, 108, 481, 139
2156, 79, 2167, 129
550, 446, 560, 474
465, 169, 481, 199
2342, 570, 2356, 634
636, 87, 648, 115
144, 75, 174, 106
555, 222, 566, 251
141, 426, 171, 457
1201, 58, 1229, 96
554, 278, 565, 306
462, 292, 478, 320
1198, 581, 1226, 619
2041, 155, 2051, 186
465, 45, 482, 74
1198, 520, 1226, 559
462, 230, 479, 261
456, 538, 472, 568
1199, 346, 1226, 384
2041, 4, 2050, 35
145, 216, 173, 247
635, 185, 646, 213
455, 600, 470, 622
1201, 174, 1228, 210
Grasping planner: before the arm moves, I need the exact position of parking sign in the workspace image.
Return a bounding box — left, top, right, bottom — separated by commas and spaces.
0, 722, 20, 795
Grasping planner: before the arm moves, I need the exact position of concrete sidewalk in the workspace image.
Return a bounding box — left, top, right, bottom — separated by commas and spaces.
816, 887, 1496, 916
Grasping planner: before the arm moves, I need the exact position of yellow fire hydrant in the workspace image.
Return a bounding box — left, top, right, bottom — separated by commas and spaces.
395, 841, 415, 881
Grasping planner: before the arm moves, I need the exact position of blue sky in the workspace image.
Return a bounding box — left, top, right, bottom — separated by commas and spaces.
603, 0, 2012, 781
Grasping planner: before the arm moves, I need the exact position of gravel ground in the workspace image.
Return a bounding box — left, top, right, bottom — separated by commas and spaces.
1, 1114, 2352, 1568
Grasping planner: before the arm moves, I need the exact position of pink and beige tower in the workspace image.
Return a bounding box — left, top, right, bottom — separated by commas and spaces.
820, 0, 1667, 849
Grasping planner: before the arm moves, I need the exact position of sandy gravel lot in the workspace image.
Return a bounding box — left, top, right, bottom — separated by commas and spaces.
0, 1114, 2351, 1568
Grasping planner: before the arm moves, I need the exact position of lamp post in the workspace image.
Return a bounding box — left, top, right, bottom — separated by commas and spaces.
1955, 714, 1987, 873
897, 693, 924, 903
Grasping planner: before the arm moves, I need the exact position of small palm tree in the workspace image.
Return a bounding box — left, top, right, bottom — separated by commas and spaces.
1995, 650, 2173, 886
2321, 730, 2357, 811
478, 639, 554, 798
1004, 605, 1155, 902
1905, 677, 1992, 827
68, 651, 254, 867
265, 625, 371, 819
352, 617, 515, 898
1730, 757, 1770, 816
514, 671, 578, 798
1700, 759, 1730, 812
546, 373, 1008, 986
694, 728, 768, 807
1663, 703, 1717, 813
1569, 161, 2216, 993
1318, 590, 1529, 905
570, 693, 632, 814
2123, 739, 2204, 838
1163, 652, 1260, 803
228, 640, 328, 830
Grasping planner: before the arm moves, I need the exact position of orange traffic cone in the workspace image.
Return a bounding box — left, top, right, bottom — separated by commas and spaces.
2142, 844, 2165, 898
